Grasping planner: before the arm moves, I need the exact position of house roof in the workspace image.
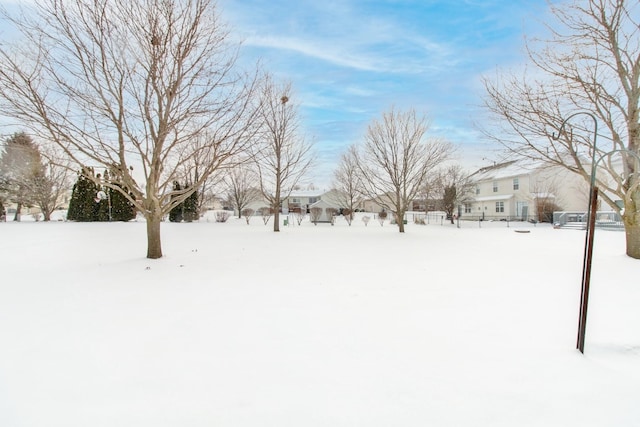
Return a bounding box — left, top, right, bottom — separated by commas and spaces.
309, 199, 340, 208
287, 190, 324, 198
470, 160, 539, 182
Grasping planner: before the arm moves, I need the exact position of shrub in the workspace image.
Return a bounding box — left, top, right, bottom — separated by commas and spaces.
215, 211, 230, 223
259, 207, 272, 225
378, 210, 387, 226
342, 208, 353, 226
241, 208, 254, 224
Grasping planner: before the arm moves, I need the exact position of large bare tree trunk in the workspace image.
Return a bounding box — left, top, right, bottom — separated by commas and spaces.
146, 213, 163, 259
624, 204, 640, 259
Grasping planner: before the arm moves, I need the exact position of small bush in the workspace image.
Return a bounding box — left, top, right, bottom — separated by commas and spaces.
378, 210, 387, 226
215, 211, 230, 223
241, 208, 254, 224
259, 207, 273, 225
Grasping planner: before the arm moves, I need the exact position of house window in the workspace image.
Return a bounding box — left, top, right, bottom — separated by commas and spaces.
308, 197, 318, 204
493, 182, 498, 192
513, 178, 519, 190
464, 204, 471, 214
292, 198, 300, 203
496, 201, 504, 213
475, 186, 480, 195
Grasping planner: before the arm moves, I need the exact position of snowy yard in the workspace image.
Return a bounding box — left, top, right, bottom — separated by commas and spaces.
1, 214, 638, 426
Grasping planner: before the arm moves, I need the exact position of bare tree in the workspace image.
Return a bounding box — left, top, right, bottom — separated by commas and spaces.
0, 0, 260, 258
436, 165, 474, 224
356, 107, 453, 232
224, 165, 261, 218
31, 148, 73, 221
482, 0, 640, 258
255, 77, 314, 232
332, 144, 364, 225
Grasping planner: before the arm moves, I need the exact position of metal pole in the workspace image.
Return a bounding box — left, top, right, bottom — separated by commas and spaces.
553, 112, 598, 353
577, 186, 598, 353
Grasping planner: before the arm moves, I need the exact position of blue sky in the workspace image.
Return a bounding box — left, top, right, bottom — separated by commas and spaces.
1, 0, 553, 188
220, 0, 553, 187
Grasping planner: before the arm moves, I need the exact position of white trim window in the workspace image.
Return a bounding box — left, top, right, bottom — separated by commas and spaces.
493, 181, 498, 193
513, 178, 519, 190
496, 201, 504, 213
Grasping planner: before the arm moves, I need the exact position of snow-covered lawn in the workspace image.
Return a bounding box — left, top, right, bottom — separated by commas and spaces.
1, 214, 638, 426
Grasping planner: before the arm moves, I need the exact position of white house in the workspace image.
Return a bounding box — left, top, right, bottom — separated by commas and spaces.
466, 160, 589, 222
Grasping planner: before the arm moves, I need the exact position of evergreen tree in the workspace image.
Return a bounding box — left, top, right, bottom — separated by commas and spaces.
169, 181, 183, 223
110, 184, 136, 221
183, 185, 199, 222
0, 132, 41, 220
67, 168, 98, 221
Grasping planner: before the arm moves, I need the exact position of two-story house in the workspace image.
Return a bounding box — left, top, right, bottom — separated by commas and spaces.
466, 160, 588, 222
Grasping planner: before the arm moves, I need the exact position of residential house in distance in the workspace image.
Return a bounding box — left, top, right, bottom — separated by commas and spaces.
282, 189, 323, 213
466, 160, 589, 222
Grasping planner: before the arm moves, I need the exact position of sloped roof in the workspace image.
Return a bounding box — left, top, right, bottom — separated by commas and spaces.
470, 159, 542, 182
309, 199, 340, 208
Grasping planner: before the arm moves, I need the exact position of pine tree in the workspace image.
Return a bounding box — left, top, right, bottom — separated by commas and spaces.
169, 181, 183, 222
183, 185, 199, 222
67, 168, 99, 221
110, 184, 136, 221
0, 132, 42, 220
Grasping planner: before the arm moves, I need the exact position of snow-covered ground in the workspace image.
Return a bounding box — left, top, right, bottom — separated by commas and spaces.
1, 213, 638, 426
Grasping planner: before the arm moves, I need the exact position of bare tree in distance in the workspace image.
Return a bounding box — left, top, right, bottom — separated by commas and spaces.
437, 165, 473, 224
31, 147, 73, 221
224, 165, 261, 218
418, 172, 442, 214
255, 77, 314, 232
481, 0, 640, 258
0, 0, 261, 258
356, 107, 453, 232
176, 133, 228, 217
332, 144, 364, 225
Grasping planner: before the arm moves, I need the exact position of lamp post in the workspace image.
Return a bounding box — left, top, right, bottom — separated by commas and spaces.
553, 112, 598, 354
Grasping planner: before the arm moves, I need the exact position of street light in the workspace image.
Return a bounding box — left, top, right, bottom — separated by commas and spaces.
553, 112, 598, 354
